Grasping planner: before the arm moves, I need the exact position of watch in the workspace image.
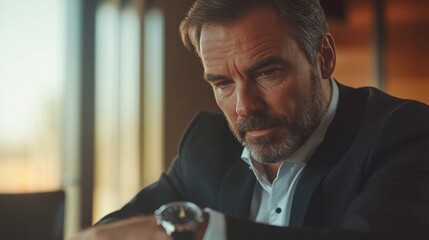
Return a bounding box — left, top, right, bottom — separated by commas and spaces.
155, 201, 204, 240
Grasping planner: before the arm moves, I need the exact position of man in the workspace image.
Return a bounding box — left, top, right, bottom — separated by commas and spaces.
72, 0, 429, 239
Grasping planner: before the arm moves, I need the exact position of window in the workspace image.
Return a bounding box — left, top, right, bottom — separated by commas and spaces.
93, 0, 143, 222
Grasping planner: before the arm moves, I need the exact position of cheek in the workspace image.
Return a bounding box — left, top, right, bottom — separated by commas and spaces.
268, 82, 303, 118
273, 95, 296, 120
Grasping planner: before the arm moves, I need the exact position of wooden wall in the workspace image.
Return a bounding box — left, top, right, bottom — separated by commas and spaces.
329, 0, 429, 104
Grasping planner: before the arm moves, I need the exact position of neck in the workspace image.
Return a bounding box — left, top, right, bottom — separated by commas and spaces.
263, 162, 283, 183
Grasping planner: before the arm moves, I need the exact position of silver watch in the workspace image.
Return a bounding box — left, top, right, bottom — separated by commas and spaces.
155, 201, 203, 240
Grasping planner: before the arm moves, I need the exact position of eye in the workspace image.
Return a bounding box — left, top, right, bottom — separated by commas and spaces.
259, 69, 279, 78
212, 79, 233, 89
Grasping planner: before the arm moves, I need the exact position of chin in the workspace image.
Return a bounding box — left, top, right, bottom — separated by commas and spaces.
248, 145, 293, 165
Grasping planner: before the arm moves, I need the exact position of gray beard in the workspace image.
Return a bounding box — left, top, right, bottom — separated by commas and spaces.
228, 74, 328, 165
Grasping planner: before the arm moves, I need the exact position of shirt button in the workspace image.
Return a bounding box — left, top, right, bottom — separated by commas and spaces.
275, 207, 282, 214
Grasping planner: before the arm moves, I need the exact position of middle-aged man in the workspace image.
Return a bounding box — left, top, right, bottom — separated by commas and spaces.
72, 0, 429, 239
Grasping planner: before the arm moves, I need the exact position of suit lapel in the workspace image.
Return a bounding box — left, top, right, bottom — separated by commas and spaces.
289, 83, 367, 227
203, 112, 256, 218
218, 160, 256, 219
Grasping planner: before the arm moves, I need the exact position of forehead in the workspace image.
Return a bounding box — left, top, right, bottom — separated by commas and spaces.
199, 7, 300, 73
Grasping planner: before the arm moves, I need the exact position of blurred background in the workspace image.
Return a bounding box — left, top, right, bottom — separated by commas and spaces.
0, 0, 428, 238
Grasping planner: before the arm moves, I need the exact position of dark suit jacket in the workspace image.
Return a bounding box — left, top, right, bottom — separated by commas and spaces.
99, 83, 429, 239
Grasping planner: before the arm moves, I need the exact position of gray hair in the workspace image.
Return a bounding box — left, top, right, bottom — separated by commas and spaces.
179, 0, 328, 65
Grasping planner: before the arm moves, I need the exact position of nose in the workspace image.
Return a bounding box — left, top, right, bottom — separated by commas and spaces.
235, 83, 264, 117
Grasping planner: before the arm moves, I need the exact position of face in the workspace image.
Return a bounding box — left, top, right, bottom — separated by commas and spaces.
200, 7, 332, 164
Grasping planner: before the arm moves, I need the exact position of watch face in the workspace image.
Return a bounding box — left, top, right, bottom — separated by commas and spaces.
155, 201, 203, 235
159, 204, 198, 225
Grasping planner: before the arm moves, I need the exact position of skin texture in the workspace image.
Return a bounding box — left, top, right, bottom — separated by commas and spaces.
200, 7, 334, 179
69, 6, 336, 240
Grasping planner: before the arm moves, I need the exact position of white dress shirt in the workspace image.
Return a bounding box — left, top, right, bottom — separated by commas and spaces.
204, 79, 339, 240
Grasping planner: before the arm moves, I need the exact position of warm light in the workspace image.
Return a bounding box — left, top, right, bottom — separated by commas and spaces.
142, 7, 165, 187
93, 1, 142, 223
0, 0, 65, 192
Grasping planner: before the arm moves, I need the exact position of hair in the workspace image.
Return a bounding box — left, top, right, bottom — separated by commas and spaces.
179, 0, 328, 65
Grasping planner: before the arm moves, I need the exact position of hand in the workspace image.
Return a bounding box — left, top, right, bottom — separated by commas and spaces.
69, 215, 170, 240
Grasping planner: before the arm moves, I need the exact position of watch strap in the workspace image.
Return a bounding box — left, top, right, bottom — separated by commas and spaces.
172, 231, 195, 240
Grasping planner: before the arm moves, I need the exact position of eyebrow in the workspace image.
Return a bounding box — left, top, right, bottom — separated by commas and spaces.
246, 56, 291, 75
203, 73, 228, 82
203, 56, 291, 82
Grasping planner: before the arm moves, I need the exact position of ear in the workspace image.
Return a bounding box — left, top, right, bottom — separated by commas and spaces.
318, 33, 336, 79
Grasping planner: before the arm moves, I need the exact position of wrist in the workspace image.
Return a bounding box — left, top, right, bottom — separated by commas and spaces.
194, 211, 209, 240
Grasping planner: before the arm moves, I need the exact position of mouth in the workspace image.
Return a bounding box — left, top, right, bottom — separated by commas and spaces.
246, 126, 278, 138
235, 115, 288, 142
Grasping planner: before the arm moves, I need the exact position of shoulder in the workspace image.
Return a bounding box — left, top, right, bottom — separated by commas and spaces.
179, 111, 238, 149
351, 85, 429, 133
334, 83, 429, 162
180, 111, 228, 141
338, 83, 429, 128
339, 84, 429, 167
177, 111, 243, 165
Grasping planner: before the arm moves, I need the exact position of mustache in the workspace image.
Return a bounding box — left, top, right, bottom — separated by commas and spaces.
235, 114, 289, 134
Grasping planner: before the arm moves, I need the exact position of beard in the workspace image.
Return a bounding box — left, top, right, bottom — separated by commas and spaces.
227, 72, 328, 164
